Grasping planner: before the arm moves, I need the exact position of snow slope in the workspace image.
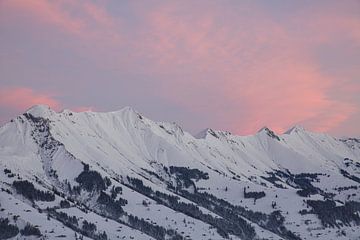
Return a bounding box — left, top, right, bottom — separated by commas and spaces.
0, 105, 359, 240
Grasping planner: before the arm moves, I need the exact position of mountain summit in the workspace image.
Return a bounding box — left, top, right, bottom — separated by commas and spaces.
0, 105, 359, 240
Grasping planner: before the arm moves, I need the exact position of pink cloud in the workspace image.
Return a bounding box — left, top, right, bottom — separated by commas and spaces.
0, 87, 61, 111
133, 1, 359, 134
83, 2, 115, 29
0, 87, 95, 115
1, 1, 358, 135
5, 0, 84, 35
3, 0, 122, 46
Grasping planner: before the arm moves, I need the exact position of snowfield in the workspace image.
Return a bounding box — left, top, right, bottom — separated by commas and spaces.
0, 105, 359, 240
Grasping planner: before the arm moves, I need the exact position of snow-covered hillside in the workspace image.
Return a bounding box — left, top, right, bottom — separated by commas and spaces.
1, 105, 359, 240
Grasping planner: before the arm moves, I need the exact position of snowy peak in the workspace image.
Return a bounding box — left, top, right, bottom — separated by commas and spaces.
195, 128, 218, 139
284, 125, 306, 135
111, 106, 140, 116
110, 106, 145, 124
257, 126, 271, 134
25, 105, 143, 120
25, 104, 55, 118
24, 105, 147, 131
257, 126, 281, 141
195, 128, 232, 140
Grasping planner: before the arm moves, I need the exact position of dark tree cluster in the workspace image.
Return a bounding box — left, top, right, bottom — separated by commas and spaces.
343, 157, 360, 168
127, 214, 183, 240
264, 211, 300, 239
243, 187, 266, 200
96, 231, 108, 240
3, 168, 15, 178
51, 210, 79, 227
20, 223, 41, 237
0, 218, 19, 239
306, 200, 360, 228
169, 166, 209, 181
60, 199, 71, 208
123, 179, 192, 239
128, 215, 165, 240
180, 190, 300, 240
1, 187, 11, 195
97, 191, 126, 218
127, 177, 152, 195
340, 169, 360, 184
296, 188, 318, 197
110, 186, 122, 199
125, 176, 257, 240
58, 176, 181, 240
261, 172, 286, 188
293, 174, 321, 197
48, 209, 107, 240
266, 210, 284, 228
263, 170, 323, 197
13, 180, 55, 202
168, 166, 209, 191
75, 169, 108, 192
82, 220, 107, 240
335, 185, 358, 192
82, 220, 96, 235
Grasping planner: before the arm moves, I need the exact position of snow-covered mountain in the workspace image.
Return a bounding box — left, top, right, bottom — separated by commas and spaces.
1, 105, 359, 240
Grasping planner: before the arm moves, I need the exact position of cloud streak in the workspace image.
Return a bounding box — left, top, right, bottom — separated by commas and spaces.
0, 87, 61, 111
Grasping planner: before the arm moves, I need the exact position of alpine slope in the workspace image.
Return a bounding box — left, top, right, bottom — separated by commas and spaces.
0, 105, 359, 240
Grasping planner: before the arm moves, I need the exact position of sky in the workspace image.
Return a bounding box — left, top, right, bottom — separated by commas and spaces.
0, 0, 359, 137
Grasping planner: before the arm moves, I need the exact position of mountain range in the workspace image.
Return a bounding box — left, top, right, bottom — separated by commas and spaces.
0, 105, 359, 240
